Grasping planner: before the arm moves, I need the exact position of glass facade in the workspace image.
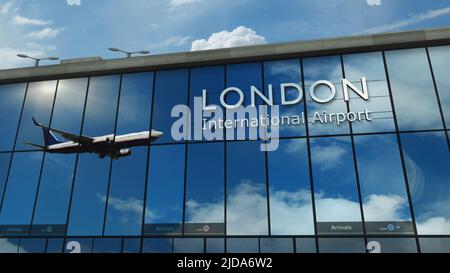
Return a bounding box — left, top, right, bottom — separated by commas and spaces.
0, 45, 449, 253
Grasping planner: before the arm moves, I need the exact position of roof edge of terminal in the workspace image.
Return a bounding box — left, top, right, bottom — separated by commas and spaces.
2, 26, 450, 84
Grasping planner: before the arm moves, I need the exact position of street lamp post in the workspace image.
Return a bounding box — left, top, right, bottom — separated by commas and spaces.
108, 48, 150, 58
17, 54, 59, 67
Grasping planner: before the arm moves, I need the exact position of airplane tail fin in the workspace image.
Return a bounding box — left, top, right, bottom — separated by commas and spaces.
22, 141, 47, 150
32, 117, 62, 146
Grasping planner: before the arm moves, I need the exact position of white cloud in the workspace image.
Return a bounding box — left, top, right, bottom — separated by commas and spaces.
168, 0, 202, 9
191, 26, 267, 51
0, 1, 14, 14
12, 15, 52, 26
417, 217, 450, 235
361, 6, 450, 34
66, 0, 81, 6
149, 35, 192, 50
26, 27, 63, 40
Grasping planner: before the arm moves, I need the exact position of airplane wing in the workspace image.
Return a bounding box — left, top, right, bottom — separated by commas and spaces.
22, 141, 47, 150
32, 117, 94, 143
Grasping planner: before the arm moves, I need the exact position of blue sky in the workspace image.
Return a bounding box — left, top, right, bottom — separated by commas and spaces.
1, 0, 450, 69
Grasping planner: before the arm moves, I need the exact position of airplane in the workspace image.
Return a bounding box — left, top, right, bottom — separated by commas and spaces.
23, 117, 163, 159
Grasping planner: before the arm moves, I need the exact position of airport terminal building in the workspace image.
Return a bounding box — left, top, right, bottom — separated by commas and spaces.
0, 27, 449, 253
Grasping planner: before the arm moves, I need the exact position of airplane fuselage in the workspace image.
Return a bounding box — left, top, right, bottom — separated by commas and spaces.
45, 131, 159, 158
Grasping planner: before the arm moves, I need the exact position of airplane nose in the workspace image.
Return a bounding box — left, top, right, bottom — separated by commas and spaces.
151, 130, 163, 138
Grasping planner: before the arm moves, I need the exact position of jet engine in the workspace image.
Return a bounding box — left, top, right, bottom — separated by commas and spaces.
112, 148, 132, 159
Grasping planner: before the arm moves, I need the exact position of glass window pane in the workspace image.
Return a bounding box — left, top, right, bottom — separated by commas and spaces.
189, 66, 225, 142
367, 238, 417, 253
67, 75, 121, 236
310, 136, 363, 235
64, 238, 93, 253
142, 238, 172, 253
0, 83, 26, 151
303, 56, 349, 136
419, 238, 450, 253
0, 238, 20, 253
343, 52, 395, 133
107, 76, 153, 236
227, 141, 268, 235
123, 238, 141, 253
32, 78, 88, 236
319, 238, 366, 253
385, 48, 443, 130
428, 46, 450, 128
152, 69, 188, 144
295, 238, 316, 253
263, 59, 305, 137
46, 238, 64, 253
260, 238, 293, 253
144, 144, 185, 235
206, 238, 224, 253
0, 153, 12, 207
185, 143, 224, 236
92, 238, 122, 253
267, 139, 314, 235
227, 238, 259, 253
15, 81, 57, 151
226, 63, 264, 140
18, 238, 46, 253
173, 238, 204, 253
354, 134, 414, 235
401, 132, 450, 235
0, 152, 43, 236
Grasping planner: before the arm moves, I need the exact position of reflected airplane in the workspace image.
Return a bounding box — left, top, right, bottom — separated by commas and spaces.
23, 117, 163, 159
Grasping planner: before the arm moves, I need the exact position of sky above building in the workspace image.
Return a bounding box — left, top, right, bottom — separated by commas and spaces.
0, 0, 450, 69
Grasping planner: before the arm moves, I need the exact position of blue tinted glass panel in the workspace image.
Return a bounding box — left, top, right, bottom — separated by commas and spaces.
142, 238, 172, 253
343, 52, 395, 133
319, 238, 365, 253
0, 153, 11, 207
260, 238, 294, 253
420, 238, 450, 253
32, 78, 88, 235
267, 139, 314, 235
144, 144, 185, 235
354, 134, 413, 235
0, 152, 43, 236
206, 238, 224, 253
385, 48, 443, 130
92, 238, 122, 253
310, 136, 362, 235
185, 143, 224, 236
64, 238, 93, 253
263, 59, 305, 137
295, 238, 316, 253
0, 83, 26, 151
189, 66, 225, 142
173, 238, 204, 253
428, 46, 450, 127
227, 238, 259, 253
46, 238, 64, 253
67, 75, 120, 236
367, 238, 417, 253
227, 141, 268, 235
18, 238, 46, 253
0, 238, 20, 253
15, 81, 57, 151
226, 63, 264, 140
123, 238, 141, 253
152, 69, 188, 144
303, 56, 349, 136
401, 132, 450, 235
